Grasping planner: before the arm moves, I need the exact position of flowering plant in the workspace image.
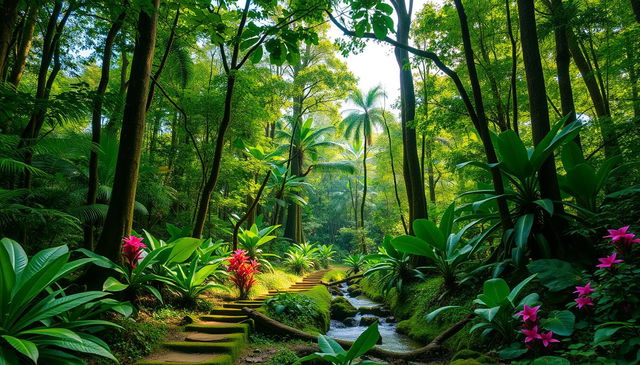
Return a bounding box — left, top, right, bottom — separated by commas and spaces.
122, 235, 147, 268
227, 249, 260, 299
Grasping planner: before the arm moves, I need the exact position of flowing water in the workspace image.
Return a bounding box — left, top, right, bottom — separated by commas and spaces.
325, 283, 422, 352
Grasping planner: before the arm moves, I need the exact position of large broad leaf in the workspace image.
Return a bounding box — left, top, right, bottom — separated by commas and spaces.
474, 306, 500, 322
1, 238, 28, 275
317, 335, 344, 355
492, 130, 532, 179
561, 141, 585, 169
1, 335, 38, 362
165, 237, 202, 264
14, 245, 68, 290
530, 120, 582, 171
345, 322, 380, 360
478, 278, 510, 307
541, 310, 575, 336
0, 240, 16, 314
439, 202, 456, 236
498, 343, 528, 359
527, 259, 582, 292
514, 214, 534, 252
412, 219, 445, 251
391, 235, 436, 260
103, 277, 129, 292
593, 326, 622, 344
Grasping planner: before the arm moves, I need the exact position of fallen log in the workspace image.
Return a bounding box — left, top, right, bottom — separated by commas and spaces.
320, 274, 364, 286
242, 307, 473, 361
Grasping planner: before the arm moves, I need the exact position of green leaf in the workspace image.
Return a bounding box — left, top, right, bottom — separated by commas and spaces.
345, 322, 380, 360
317, 335, 344, 355
527, 259, 582, 292
1, 238, 28, 275
439, 202, 456, 236
498, 343, 528, 359
425, 305, 463, 322
541, 310, 575, 336
412, 219, 445, 251
531, 356, 570, 365
1, 335, 38, 362
514, 214, 534, 251
593, 327, 622, 344
375, 3, 393, 14
166, 237, 202, 264
474, 306, 500, 322
103, 277, 128, 292
492, 130, 531, 179
250, 45, 263, 63
391, 235, 435, 260
533, 199, 554, 215
480, 278, 510, 307
507, 274, 537, 304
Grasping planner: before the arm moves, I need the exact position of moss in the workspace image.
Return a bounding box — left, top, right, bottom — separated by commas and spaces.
322, 269, 347, 282
97, 316, 168, 365
330, 296, 357, 320
299, 285, 331, 333
360, 274, 480, 351
450, 360, 484, 365
252, 269, 301, 298
452, 349, 496, 363
261, 285, 331, 334
265, 349, 299, 365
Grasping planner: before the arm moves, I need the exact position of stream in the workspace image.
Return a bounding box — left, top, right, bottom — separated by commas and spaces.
326, 283, 422, 352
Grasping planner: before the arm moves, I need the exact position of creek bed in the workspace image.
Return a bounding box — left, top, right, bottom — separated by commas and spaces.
326, 283, 422, 352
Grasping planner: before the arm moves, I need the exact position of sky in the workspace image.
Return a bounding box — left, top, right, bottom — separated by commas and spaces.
328, 0, 431, 110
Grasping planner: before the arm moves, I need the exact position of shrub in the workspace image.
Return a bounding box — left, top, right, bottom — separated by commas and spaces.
227, 249, 260, 299
284, 249, 314, 274
0, 238, 130, 364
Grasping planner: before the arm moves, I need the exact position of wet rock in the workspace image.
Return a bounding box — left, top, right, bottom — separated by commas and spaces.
385, 316, 397, 323
328, 285, 342, 296
358, 306, 391, 317
359, 315, 379, 326
347, 284, 362, 296
343, 317, 357, 326
331, 296, 357, 321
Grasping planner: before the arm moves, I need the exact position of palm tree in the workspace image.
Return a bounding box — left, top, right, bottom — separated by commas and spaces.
340, 86, 389, 251
277, 118, 354, 243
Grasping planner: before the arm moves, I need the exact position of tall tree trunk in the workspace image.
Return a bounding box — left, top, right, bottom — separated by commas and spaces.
382, 100, 407, 233
517, 0, 564, 213
84, 9, 126, 250
394, 1, 428, 229
0, 0, 19, 79
7, 5, 37, 87
284, 148, 304, 243
505, 0, 519, 134
566, 30, 621, 159
18, 1, 71, 188
551, 0, 582, 150
360, 128, 368, 253
454, 0, 513, 231
426, 143, 436, 203
93, 0, 159, 265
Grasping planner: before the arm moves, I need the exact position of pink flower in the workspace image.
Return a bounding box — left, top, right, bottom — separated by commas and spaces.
574, 282, 595, 296
575, 296, 594, 309
516, 305, 540, 323
604, 226, 639, 256
539, 331, 560, 347
121, 235, 146, 269
521, 326, 542, 343
596, 253, 623, 268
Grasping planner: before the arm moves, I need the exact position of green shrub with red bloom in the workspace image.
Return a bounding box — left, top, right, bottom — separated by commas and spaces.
122, 235, 147, 268
227, 249, 260, 299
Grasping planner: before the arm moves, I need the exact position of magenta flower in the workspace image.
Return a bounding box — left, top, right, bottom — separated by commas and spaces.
574, 282, 595, 296
604, 226, 639, 256
521, 326, 542, 343
596, 253, 623, 268
516, 305, 540, 323
122, 235, 146, 269
575, 296, 594, 309
539, 331, 560, 347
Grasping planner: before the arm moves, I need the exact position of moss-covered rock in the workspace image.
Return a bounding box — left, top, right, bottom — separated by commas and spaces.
261, 285, 331, 334
359, 315, 378, 326
330, 296, 357, 321
346, 284, 361, 296
358, 306, 390, 316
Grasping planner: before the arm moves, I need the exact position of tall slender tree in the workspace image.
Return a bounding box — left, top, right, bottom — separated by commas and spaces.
92, 0, 160, 266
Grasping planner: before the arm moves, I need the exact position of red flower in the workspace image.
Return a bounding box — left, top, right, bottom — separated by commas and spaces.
121, 235, 146, 269
227, 250, 260, 299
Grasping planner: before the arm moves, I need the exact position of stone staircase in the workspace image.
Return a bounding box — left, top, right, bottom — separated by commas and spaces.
136, 270, 328, 365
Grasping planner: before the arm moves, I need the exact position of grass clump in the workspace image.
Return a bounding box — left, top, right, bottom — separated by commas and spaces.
322, 269, 347, 282
261, 285, 331, 334
252, 269, 301, 297
96, 316, 168, 365
265, 349, 299, 365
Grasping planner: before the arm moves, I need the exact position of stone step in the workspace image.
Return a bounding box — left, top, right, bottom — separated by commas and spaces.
185, 322, 249, 335
135, 351, 233, 365
199, 315, 248, 323
162, 342, 242, 359
209, 308, 244, 316
184, 332, 245, 343
223, 302, 261, 309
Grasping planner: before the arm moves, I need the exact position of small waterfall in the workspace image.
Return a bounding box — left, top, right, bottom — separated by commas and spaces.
326, 282, 421, 352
